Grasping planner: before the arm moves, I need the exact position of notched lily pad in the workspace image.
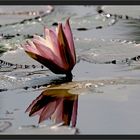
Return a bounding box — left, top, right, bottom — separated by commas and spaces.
0, 121, 12, 132
43, 78, 140, 96
102, 6, 140, 19
76, 38, 140, 64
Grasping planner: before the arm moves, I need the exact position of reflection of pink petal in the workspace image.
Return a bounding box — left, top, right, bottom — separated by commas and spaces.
71, 97, 78, 127
31, 108, 44, 117
39, 101, 56, 123
26, 88, 78, 127
63, 18, 76, 64
25, 94, 43, 113
51, 99, 63, 124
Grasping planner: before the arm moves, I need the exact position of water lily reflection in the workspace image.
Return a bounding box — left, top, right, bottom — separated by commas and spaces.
26, 87, 78, 127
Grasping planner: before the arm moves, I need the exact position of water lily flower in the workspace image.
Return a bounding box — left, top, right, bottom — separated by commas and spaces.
21, 18, 76, 78
26, 88, 78, 127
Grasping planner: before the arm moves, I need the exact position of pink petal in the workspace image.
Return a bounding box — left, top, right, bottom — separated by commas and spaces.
63, 18, 76, 64
21, 41, 40, 56
33, 34, 55, 53
44, 27, 50, 38
44, 27, 57, 39
48, 29, 62, 58
26, 52, 67, 74
33, 38, 65, 69
44, 28, 63, 64
33, 35, 48, 46
44, 30, 65, 67
32, 38, 54, 60
57, 23, 72, 70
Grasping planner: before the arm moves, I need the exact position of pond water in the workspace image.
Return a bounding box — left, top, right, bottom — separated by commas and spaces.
0, 6, 140, 134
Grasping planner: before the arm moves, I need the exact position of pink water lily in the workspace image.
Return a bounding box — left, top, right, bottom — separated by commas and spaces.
26, 88, 78, 127
21, 18, 76, 77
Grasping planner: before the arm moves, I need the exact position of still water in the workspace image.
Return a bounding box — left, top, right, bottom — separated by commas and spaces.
0, 6, 140, 134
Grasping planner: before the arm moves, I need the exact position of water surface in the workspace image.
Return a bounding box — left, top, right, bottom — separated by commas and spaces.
0, 6, 140, 134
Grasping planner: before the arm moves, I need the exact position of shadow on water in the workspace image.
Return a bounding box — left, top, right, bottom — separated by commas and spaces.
25, 76, 79, 129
